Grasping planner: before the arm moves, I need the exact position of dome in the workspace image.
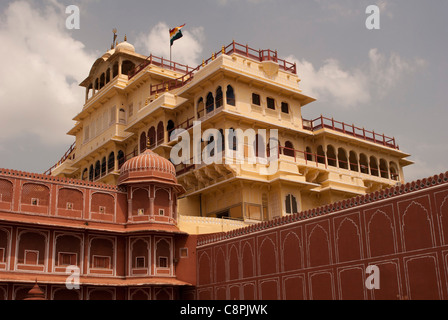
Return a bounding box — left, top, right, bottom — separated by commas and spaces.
118, 149, 179, 187
101, 48, 115, 60
115, 40, 135, 53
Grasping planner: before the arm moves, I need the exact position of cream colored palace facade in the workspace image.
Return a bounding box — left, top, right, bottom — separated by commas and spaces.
49, 37, 413, 234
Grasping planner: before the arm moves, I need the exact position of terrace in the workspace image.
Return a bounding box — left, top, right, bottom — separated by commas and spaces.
302, 115, 399, 150
145, 41, 298, 96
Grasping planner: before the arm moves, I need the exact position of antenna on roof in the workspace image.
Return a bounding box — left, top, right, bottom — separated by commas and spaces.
112, 28, 118, 49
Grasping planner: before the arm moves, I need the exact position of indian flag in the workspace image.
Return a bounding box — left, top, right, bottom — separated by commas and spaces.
170, 24, 185, 46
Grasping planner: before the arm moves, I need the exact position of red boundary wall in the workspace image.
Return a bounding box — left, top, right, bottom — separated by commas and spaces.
194, 172, 448, 300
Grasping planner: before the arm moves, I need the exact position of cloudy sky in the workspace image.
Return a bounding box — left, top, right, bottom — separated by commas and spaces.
0, 0, 446, 182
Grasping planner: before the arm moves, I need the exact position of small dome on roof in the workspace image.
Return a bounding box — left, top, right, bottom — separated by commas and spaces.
115, 35, 135, 53
118, 149, 179, 187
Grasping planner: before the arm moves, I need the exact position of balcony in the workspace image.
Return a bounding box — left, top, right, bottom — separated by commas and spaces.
303, 116, 399, 150
149, 41, 298, 96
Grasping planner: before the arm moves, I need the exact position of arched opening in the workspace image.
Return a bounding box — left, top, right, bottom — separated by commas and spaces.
359, 154, 369, 174
216, 87, 223, 108
197, 97, 205, 118
140, 132, 147, 153
219, 129, 225, 152
94, 161, 101, 180
112, 62, 118, 78
101, 157, 107, 176
317, 145, 326, 165
89, 165, 94, 182
285, 194, 298, 214
228, 128, 238, 152
148, 127, 156, 149
118, 108, 126, 124
206, 92, 214, 114
108, 152, 115, 173
338, 148, 348, 169
349, 151, 358, 171
106, 68, 111, 84
118, 151, 125, 169
267, 137, 279, 158
370, 156, 379, 176
87, 84, 93, 99
99, 73, 105, 89
380, 159, 389, 179
226, 85, 235, 106
283, 141, 295, 158
390, 162, 399, 181
167, 120, 175, 141
327, 145, 337, 167
94, 78, 99, 91
82, 168, 88, 180
122, 60, 135, 76
254, 134, 266, 158
157, 121, 164, 145
306, 147, 314, 162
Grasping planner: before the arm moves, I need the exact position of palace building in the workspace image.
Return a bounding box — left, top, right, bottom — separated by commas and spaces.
45, 37, 412, 235
2, 36, 445, 301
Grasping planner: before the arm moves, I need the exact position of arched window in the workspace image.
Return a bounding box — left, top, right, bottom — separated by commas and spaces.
122, 60, 135, 76
390, 162, 399, 181
327, 145, 337, 167
101, 157, 107, 176
216, 87, 223, 108
317, 145, 326, 164
82, 168, 88, 180
219, 129, 225, 152
306, 147, 314, 162
106, 68, 111, 84
228, 128, 238, 152
94, 161, 101, 180
197, 97, 205, 118
148, 127, 156, 149
157, 121, 164, 145
370, 156, 379, 176
167, 120, 175, 141
285, 194, 298, 214
267, 137, 279, 158
283, 141, 295, 158
349, 151, 358, 171
360, 154, 369, 174
254, 134, 266, 158
89, 165, 94, 181
112, 62, 118, 78
380, 159, 389, 179
118, 151, 125, 169
119, 108, 126, 124
226, 85, 235, 106
95, 78, 99, 91
108, 152, 115, 173
99, 73, 105, 89
206, 92, 214, 114
140, 132, 147, 153
338, 148, 348, 169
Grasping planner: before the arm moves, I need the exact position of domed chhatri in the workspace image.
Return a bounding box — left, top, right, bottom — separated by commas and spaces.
118, 149, 181, 189
115, 35, 135, 53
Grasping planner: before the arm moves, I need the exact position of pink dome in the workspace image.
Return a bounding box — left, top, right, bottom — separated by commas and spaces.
118, 149, 177, 186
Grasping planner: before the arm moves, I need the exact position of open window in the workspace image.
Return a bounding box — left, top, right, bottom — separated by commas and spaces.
285, 194, 298, 214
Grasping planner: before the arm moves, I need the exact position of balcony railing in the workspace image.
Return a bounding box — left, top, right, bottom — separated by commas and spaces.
303, 116, 399, 150
149, 40, 298, 96
44, 142, 76, 175
128, 54, 194, 80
